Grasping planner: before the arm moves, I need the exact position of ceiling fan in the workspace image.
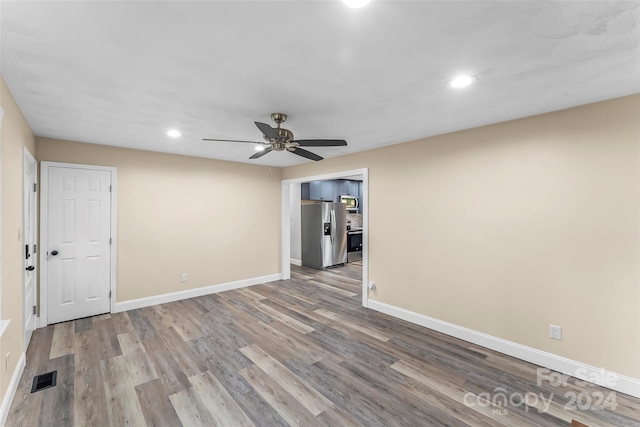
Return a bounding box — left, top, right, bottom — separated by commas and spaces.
203, 113, 347, 161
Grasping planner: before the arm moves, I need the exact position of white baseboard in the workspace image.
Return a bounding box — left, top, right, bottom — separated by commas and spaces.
1, 352, 26, 426
290, 258, 302, 266
113, 273, 282, 313
368, 300, 640, 399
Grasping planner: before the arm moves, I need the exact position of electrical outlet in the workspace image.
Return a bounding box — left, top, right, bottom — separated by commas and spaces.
180, 273, 188, 283
5, 352, 9, 373
368, 281, 376, 290
549, 324, 562, 341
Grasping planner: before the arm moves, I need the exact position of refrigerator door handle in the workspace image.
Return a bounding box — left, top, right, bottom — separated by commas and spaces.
330, 209, 336, 245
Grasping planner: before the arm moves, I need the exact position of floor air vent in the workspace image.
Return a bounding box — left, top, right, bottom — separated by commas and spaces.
31, 371, 57, 393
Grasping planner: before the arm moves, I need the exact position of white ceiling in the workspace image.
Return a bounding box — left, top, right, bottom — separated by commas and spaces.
1, 1, 638, 167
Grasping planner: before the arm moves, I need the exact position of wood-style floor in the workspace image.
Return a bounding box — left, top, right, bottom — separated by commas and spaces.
6, 262, 640, 426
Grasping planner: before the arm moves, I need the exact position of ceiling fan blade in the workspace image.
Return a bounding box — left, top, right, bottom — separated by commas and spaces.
293, 139, 347, 147
290, 148, 323, 161
255, 122, 281, 140
203, 138, 267, 145
249, 147, 273, 159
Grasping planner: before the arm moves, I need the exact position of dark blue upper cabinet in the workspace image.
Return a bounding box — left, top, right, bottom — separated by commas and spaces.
320, 180, 334, 201
335, 180, 347, 201
303, 179, 361, 205
309, 181, 321, 200
346, 180, 358, 196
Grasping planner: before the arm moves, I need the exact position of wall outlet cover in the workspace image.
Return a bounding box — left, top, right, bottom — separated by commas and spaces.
180, 273, 188, 282
549, 324, 562, 341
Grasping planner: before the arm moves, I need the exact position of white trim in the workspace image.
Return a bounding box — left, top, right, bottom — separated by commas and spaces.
283, 168, 368, 184
290, 258, 302, 266
112, 273, 282, 313
281, 168, 369, 307
0, 352, 26, 426
368, 299, 640, 399
360, 170, 369, 308
39, 162, 118, 327
281, 182, 291, 281
23, 148, 37, 349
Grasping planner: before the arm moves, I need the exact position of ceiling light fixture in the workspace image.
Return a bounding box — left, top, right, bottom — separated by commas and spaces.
254, 145, 266, 151
448, 75, 476, 88
167, 129, 181, 137
343, 0, 371, 8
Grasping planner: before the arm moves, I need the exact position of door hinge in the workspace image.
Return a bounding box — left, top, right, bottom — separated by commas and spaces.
109, 185, 112, 192
33, 183, 37, 192
109, 237, 112, 245
32, 305, 36, 315
34, 244, 37, 254
109, 291, 112, 298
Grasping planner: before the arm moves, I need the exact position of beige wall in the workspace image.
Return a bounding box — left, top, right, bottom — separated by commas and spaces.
1, 77, 37, 404
1, 80, 638, 413
37, 138, 282, 302
283, 95, 640, 379
1, 81, 282, 407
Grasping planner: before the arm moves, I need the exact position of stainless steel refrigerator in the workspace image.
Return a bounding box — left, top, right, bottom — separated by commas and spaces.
301, 202, 347, 269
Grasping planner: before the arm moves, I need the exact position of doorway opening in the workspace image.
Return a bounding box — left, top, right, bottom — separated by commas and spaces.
281, 168, 368, 307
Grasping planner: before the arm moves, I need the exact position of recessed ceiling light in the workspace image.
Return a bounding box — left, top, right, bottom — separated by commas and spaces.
343, 0, 371, 8
255, 145, 266, 151
448, 75, 476, 88
167, 129, 181, 137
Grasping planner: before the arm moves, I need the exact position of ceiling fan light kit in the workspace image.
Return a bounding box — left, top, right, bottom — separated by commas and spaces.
203, 113, 347, 162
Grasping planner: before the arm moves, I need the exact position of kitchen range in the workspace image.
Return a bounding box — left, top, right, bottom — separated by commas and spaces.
347, 226, 363, 260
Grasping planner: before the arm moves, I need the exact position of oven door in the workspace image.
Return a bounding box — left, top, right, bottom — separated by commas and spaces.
347, 232, 362, 253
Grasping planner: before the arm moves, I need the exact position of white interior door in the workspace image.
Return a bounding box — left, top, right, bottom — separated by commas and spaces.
23, 149, 37, 347
47, 166, 112, 324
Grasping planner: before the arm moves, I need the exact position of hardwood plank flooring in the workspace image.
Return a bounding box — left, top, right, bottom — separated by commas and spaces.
49, 322, 75, 359
239, 364, 318, 426
135, 378, 183, 426
188, 370, 254, 427
74, 329, 110, 427
7, 259, 640, 426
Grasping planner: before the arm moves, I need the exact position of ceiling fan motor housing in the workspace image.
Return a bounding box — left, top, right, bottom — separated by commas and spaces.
276, 128, 294, 142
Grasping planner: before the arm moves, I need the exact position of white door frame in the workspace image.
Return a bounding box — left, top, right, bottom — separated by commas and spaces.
281, 168, 369, 307
23, 148, 37, 345
39, 161, 117, 327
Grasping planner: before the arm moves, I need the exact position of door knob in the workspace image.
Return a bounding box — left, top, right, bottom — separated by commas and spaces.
25, 266, 35, 271
51, 250, 59, 256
